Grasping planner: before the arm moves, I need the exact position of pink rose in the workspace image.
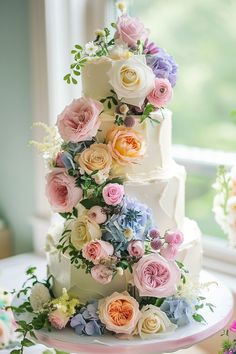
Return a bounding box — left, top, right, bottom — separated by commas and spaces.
87, 206, 107, 224
46, 169, 82, 212
160, 244, 178, 261
127, 240, 144, 258
48, 308, 69, 329
91, 264, 113, 284
98, 291, 140, 334
57, 97, 103, 142
147, 78, 173, 108
115, 14, 149, 47
133, 254, 181, 297
164, 230, 184, 246
82, 240, 114, 264
102, 183, 124, 206
229, 320, 236, 332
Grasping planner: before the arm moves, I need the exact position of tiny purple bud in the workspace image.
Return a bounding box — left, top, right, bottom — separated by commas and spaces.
150, 238, 162, 251
124, 115, 136, 127
149, 228, 160, 240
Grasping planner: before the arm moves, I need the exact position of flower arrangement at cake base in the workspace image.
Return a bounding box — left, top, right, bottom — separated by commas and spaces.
218, 320, 236, 354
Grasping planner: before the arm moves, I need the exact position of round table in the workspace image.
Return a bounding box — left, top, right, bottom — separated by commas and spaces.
30, 271, 233, 354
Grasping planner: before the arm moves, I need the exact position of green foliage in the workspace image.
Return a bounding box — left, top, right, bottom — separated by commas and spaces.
63, 44, 87, 85
114, 114, 124, 126
100, 89, 118, 110
140, 103, 160, 124
192, 313, 206, 323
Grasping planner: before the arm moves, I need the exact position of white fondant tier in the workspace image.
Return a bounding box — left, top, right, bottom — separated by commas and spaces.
125, 162, 186, 234
97, 109, 172, 174
46, 216, 202, 303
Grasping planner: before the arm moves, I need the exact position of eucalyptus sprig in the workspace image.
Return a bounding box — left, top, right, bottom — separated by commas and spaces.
64, 44, 87, 85
100, 89, 118, 110
140, 103, 160, 124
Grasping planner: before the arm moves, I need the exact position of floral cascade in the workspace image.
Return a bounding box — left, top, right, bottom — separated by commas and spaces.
8, 2, 214, 353
218, 320, 236, 354
213, 165, 236, 247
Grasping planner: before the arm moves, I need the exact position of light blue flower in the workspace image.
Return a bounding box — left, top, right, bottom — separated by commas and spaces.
160, 297, 194, 327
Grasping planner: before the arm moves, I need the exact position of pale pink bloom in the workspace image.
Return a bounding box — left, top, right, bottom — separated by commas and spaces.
229, 320, 236, 332
87, 205, 107, 224
164, 230, 184, 246
98, 291, 141, 334
115, 14, 149, 47
57, 97, 103, 142
46, 169, 82, 212
160, 244, 178, 261
102, 183, 124, 206
82, 240, 114, 264
133, 254, 181, 297
91, 265, 113, 284
147, 78, 173, 108
127, 240, 144, 258
48, 308, 69, 330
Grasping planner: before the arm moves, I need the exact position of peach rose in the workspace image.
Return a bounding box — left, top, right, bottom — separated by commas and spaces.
98, 291, 140, 334
82, 240, 114, 264
75, 143, 112, 179
106, 126, 146, 165
71, 215, 101, 250
133, 254, 181, 298
46, 169, 83, 213
57, 97, 103, 142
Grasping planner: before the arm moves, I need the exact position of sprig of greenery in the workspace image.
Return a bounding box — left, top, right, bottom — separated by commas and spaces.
94, 27, 115, 56
100, 89, 118, 110
64, 44, 87, 85
140, 103, 160, 124
114, 114, 124, 126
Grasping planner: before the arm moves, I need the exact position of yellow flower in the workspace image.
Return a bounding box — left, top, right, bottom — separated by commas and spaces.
50, 288, 79, 317
116, 1, 126, 13
71, 215, 102, 250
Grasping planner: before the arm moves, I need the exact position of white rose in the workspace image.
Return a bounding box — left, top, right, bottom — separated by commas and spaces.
30, 283, 51, 311
135, 304, 176, 339
108, 56, 155, 107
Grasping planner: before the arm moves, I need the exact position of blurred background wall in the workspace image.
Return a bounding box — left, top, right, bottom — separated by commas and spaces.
0, 0, 34, 254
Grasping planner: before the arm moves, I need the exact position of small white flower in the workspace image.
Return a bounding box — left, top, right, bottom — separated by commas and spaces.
116, 267, 124, 276
30, 283, 51, 311
85, 41, 99, 56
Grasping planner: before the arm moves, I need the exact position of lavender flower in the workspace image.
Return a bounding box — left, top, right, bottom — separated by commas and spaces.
160, 297, 194, 327
70, 300, 104, 336
146, 47, 178, 87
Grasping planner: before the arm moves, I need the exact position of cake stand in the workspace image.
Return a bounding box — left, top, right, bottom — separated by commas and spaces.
17, 271, 233, 354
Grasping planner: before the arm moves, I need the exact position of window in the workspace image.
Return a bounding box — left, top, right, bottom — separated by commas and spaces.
127, 0, 236, 240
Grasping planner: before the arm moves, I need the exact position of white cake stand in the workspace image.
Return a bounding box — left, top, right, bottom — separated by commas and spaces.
27, 271, 233, 354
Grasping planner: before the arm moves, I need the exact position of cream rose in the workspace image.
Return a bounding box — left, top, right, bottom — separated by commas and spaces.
108, 56, 155, 107
75, 143, 112, 179
135, 305, 176, 339
71, 215, 101, 250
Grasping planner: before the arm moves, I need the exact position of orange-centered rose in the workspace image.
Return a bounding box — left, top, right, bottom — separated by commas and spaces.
98, 291, 140, 334
106, 126, 146, 165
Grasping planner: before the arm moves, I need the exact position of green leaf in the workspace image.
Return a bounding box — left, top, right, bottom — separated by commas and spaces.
195, 303, 204, 311
192, 313, 207, 323
111, 22, 117, 28
21, 338, 35, 347
73, 70, 80, 76
70, 63, 76, 69
100, 98, 106, 103
10, 350, 21, 354
63, 74, 70, 80
72, 207, 78, 218
75, 44, 83, 50
107, 100, 112, 109
80, 197, 104, 209
72, 77, 78, 84
26, 267, 37, 275
71, 50, 77, 54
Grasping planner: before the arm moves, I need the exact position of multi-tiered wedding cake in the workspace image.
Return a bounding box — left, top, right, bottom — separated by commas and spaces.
13, 4, 209, 349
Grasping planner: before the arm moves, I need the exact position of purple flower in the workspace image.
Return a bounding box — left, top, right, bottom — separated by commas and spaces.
143, 39, 159, 55
70, 300, 104, 336
146, 47, 178, 87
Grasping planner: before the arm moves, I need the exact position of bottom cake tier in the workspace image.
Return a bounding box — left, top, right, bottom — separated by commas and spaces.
46, 217, 202, 304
